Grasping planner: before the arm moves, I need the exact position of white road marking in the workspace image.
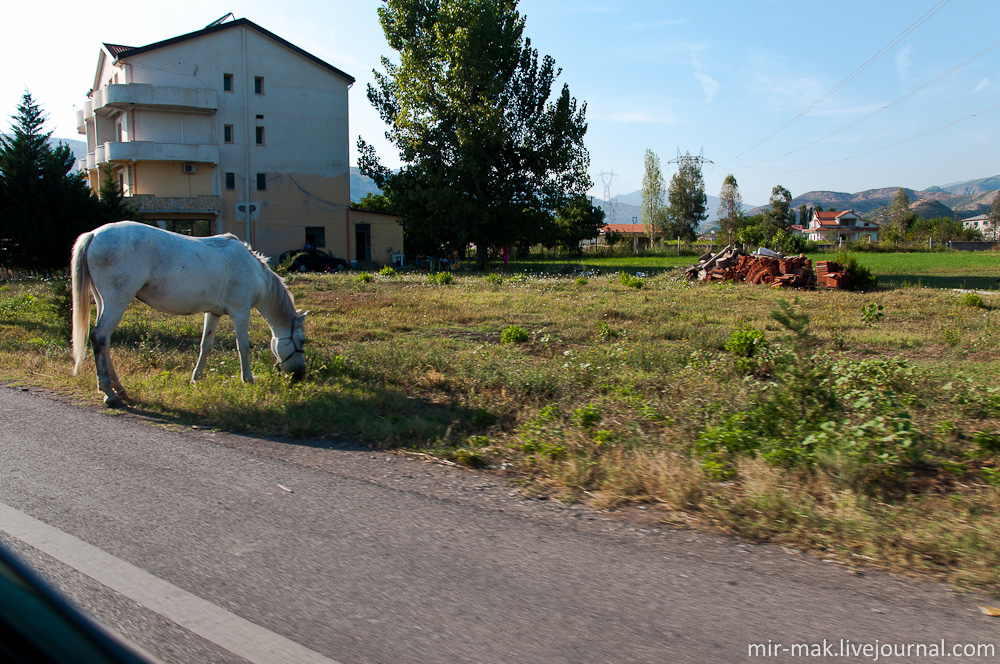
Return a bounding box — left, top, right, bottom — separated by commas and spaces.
0, 501, 341, 664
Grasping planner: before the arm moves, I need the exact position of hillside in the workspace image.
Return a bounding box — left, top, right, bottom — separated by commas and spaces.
785, 175, 999, 220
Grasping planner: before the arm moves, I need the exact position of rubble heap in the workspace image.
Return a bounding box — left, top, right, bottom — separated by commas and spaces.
685, 245, 816, 289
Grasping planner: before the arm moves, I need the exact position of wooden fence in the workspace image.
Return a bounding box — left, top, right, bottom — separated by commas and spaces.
0, 267, 70, 282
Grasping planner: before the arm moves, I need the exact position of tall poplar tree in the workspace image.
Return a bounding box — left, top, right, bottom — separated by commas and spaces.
665, 152, 707, 242
884, 188, 917, 243
985, 192, 1000, 242
640, 149, 665, 244
716, 174, 744, 245
359, 0, 592, 267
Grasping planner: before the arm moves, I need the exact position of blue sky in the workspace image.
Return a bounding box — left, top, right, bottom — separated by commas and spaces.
3, 0, 997, 208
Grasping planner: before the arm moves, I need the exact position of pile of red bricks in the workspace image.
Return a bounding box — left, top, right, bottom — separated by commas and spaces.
815, 261, 852, 288
685, 246, 816, 289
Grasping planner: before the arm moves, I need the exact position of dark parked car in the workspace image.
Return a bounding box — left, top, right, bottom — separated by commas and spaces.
278, 249, 348, 273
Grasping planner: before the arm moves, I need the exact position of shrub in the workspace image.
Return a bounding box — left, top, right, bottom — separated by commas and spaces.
428, 271, 453, 285
724, 326, 768, 358
500, 324, 529, 344
619, 272, 644, 289
835, 251, 878, 290
957, 292, 986, 309
379, 265, 397, 278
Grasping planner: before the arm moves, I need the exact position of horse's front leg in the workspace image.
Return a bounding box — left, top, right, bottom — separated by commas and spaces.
230, 309, 255, 383
192, 313, 221, 382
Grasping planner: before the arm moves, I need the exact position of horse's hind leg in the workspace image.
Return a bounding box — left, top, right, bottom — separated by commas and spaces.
105, 350, 128, 400
192, 313, 221, 382
90, 300, 130, 407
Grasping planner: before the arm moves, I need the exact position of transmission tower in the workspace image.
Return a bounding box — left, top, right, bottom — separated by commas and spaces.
668, 147, 714, 169
598, 170, 618, 224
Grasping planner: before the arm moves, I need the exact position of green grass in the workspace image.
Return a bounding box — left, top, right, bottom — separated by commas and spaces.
2, 254, 1000, 590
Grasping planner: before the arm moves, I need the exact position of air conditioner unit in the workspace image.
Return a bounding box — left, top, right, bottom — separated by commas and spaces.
182, 163, 197, 174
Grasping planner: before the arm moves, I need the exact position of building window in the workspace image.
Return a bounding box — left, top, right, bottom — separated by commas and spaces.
223, 73, 233, 92
255, 126, 265, 145
256, 173, 267, 191
254, 76, 264, 94
225, 172, 235, 190
305, 226, 326, 249
161, 220, 213, 237
224, 124, 234, 143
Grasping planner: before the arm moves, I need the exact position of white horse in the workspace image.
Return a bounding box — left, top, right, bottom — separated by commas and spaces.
71, 221, 307, 407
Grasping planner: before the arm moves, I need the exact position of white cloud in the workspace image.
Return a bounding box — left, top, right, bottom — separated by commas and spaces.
691, 53, 720, 103
895, 45, 913, 82
974, 77, 989, 93
609, 109, 678, 124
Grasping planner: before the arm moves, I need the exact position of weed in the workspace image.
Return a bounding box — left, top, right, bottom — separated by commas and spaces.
860, 302, 884, 327
500, 324, 529, 344
485, 273, 503, 288
596, 321, 619, 341
619, 272, 644, 289
379, 265, 398, 278
575, 276, 588, 285
724, 326, 768, 358
572, 404, 602, 429
428, 271, 453, 285
354, 272, 374, 284
956, 292, 986, 309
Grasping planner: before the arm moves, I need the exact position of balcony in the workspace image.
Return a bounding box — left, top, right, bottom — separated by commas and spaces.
90, 83, 217, 115
130, 195, 222, 215
92, 141, 219, 165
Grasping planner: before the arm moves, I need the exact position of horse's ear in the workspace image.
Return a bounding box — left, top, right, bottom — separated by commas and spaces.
297, 310, 310, 321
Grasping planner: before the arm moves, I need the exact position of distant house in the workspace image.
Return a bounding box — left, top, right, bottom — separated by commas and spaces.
599, 223, 667, 250
77, 17, 402, 264
962, 214, 997, 241
805, 209, 878, 243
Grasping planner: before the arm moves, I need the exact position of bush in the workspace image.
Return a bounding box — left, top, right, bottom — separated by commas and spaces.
619, 272, 644, 289
957, 292, 986, 309
724, 326, 768, 358
428, 272, 453, 285
500, 324, 529, 344
835, 251, 878, 290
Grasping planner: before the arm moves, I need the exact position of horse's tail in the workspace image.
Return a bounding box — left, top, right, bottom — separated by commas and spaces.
71, 231, 95, 375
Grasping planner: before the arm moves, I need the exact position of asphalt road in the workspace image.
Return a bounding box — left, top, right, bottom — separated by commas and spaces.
1, 384, 998, 663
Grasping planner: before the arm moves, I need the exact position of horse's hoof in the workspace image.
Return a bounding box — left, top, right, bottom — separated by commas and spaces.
103, 395, 125, 409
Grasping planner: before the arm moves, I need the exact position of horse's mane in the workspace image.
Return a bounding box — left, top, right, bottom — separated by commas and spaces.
249, 242, 298, 326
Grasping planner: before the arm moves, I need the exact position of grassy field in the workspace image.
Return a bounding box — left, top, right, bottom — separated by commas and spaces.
2, 250, 1000, 590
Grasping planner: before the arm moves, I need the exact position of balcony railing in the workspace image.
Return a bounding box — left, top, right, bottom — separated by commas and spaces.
90, 83, 217, 115
91, 141, 219, 166
130, 195, 222, 215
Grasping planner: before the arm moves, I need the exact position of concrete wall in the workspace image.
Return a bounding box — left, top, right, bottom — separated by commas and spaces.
80, 21, 361, 258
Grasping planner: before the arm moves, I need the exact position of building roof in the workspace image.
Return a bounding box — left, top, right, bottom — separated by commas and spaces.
104, 18, 355, 84
812, 209, 861, 227
601, 223, 665, 235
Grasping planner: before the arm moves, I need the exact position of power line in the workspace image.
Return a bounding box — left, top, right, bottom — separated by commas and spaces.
736, 37, 1000, 169
719, 0, 953, 166
744, 101, 1000, 176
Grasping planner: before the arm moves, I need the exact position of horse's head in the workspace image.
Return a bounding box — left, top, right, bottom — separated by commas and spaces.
272, 311, 308, 380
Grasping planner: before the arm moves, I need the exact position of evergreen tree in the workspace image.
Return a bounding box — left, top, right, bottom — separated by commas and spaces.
0, 92, 102, 268
359, 0, 591, 268
665, 151, 707, 242
98, 164, 140, 223
641, 149, 666, 244
716, 174, 744, 245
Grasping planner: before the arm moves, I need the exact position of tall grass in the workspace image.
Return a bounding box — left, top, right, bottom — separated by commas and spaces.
2, 261, 1000, 588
